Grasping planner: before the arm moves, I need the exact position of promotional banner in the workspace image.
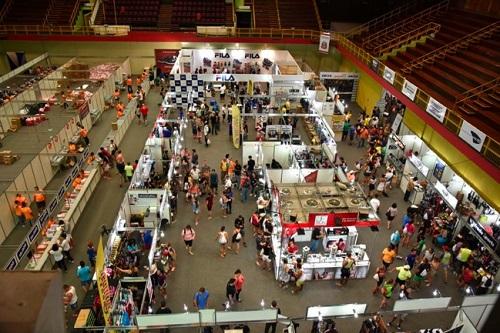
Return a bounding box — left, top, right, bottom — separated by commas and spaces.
96, 236, 112, 325
402, 79, 417, 101
318, 32, 331, 53
459, 120, 486, 152
319, 72, 359, 80
231, 105, 241, 149
426, 97, 446, 123
383, 66, 395, 84
154, 49, 178, 74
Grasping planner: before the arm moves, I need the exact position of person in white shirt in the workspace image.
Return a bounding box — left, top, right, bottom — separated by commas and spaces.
220, 84, 226, 100
50, 243, 67, 271
369, 194, 381, 213
63, 284, 78, 312
203, 123, 210, 146
60, 232, 74, 263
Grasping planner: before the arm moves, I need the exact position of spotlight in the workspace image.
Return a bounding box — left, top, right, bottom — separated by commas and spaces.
225, 301, 231, 311
160, 231, 165, 238
148, 306, 153, 314
465, 287, 473, 295
399, 291, 405, 299
353, 309, 358, 318
260, 299, 265, 308
432, 289, 441, 297
497, 284, 500, 292
183, 304, 188, 312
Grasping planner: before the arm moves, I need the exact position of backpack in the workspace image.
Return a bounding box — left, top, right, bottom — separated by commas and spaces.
485, 276, 492, 288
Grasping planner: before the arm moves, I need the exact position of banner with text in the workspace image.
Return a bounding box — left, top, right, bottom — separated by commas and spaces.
96, 236, 112, 325
402, 80, 417, 101
319, 32, 331, 53
426, 97, 446, 123
383, 66, 395, 84
459, 120, 486, 152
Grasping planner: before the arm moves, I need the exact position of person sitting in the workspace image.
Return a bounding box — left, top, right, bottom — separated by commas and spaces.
271, 159, 282, 169
287, 240, 299, 254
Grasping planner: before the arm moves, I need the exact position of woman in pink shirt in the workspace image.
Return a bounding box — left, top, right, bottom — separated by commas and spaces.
181, 225, 196, 255
234, 269, 245, 302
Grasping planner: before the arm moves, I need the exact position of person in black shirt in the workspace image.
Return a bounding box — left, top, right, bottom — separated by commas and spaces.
247, 155, 255, 172
310, 228, 323, 253
226, 278, 237, 305
235, 215, 246, 247
264, 300, 281, 333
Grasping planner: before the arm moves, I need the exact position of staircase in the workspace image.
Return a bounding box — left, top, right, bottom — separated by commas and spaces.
158, 3, 172, 30
225, 1, 234, 27
253, 0, 279, 29
46, 0, 80, 26
277, 0, 319, 30
456, 79, 500, 116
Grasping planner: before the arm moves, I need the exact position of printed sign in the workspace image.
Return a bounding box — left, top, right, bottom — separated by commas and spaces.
408, 154, 429, 177
16, 241, 29, 261
434, 181, 458, 209
402, 80, 417, 101
319, 32, 331, 53
433, 161, 445, 181
314, 215, 329, 226
5, 258, 17, 271
138, 193, 158, 199
391, 113, 403, 133
28, 224, 40, 242
155, 49, 178, 74
232, 104, 241, 149
96, 237, 112, 325
468, 217, 497, 250
383, 66, 395, 84
459, 120, 486, 152
320, 72, 359, 80
426, 97, 446, 123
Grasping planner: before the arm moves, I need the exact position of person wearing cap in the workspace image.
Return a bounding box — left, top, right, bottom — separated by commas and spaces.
392, 264, 412, 287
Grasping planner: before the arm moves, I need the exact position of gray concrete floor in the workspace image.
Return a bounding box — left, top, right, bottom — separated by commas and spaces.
52, 91, 463, 332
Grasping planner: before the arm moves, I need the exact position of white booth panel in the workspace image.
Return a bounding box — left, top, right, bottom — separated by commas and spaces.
0, 193, 14, 242
281, 169, 300, 183
306, 304, 367, 319
273, 145, 292, 168
451, 310, 478, 333
393, 297, 451, 312
317, 169, 335, 183
299, 169, 317, 183
30, 155, 48, 187
267, 170, 282, 183
14, 173, 27, 192
22, 166, 37, 193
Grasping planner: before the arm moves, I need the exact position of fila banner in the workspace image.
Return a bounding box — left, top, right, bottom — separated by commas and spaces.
383, 66, 395, 84
319, 32, 331, 53
426, 97, 446, 123
459, 120, 486, 152
402, 79, 417, 101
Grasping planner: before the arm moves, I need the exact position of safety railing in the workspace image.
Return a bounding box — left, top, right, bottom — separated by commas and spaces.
371, 22, 441, 57
335, 33, 500, 167
455, 77, 500, 107
0, 24, 130, 36
0, 0, 13, 24
344, 0, 421, 37
361, 0, 448, 46
69, 0, 82, 26
43, 0, 57, 26
196, 26, 321, 40
311, 0, 323, 30
274, 0, 282, 30
402, 21, 500, 74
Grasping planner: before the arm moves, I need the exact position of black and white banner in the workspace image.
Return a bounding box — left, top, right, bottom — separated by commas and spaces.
318, 32, 331, 53
383, 66, 395, 84
426, 97, 446, 123
459, 120, 486, 152
402, 79, 417, 101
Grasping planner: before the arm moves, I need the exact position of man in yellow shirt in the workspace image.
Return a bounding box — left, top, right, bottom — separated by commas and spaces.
393, 264, 412, 286
381, 244, 396, 269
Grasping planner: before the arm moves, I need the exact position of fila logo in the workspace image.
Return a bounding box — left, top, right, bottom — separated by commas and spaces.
215, 53, 230, 58
245, 53, 260, 59
215, 74, 235, 82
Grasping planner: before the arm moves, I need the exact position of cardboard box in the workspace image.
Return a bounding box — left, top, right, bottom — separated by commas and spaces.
111, 122, 118, 131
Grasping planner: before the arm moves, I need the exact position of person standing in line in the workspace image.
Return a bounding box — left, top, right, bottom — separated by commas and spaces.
264, 301, 281, 333
181, 225, 196, 255
337, 252, 355, 287
404, 177, 417, 202
139, 103, 149, 125
206, 190, 214, 220
87, 241, 96, 267
234, 269, 245, 302
20, 201, 34, 227
14, 200, 25, 227
33, 186, 46, 211
63, 284, 78, 313
76, 261, 92, 292
60, 232, 74, 263
226, 278, 236, 306
124, 162, 134, 182
372, 266, 386, 294
385, 203, 398, 229
240, 171, 250, 203
192, 194, 200, 226
216, 226, 229, 258
116, 150, 126, 187
381, 244, 397, 269
50, 243, 67, 271
193, 287, 209, 310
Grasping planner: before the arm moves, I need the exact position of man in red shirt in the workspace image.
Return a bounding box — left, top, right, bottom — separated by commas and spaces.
139, 104, 149, 125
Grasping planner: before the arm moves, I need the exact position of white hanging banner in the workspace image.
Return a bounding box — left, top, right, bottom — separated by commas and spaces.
383, 66, 395, 84
318, 32, 331, 53
426, 97, 446, 123
459, 120, 486, 152
402, 79, 417, 101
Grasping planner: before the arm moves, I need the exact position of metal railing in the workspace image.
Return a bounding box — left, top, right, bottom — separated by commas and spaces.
43, 0, 57, 26
371, 22, 441, 57
0, 0, 13, 24
311, 0, 323, 30
69, 0, 82, 26
361, 0, 448, 46
402, 21, 500, 74
455, 77, 500, 107
344, 0, 421, 37
274, 0, 282, 30
0, 24, 130, 36
197, 27, 321, 40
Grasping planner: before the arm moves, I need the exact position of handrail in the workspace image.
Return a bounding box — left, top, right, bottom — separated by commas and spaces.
231, 0, 237, 28
0, 0, 13, 24
43, 0, 57, 26
250, 0, 256, 29
402, 21, 500, 74
90, 0, 101, 26
345, 0, 420, 37
274, 0, 282, 30
311, 0, 323, 30
69, 0, 82, 26
371, 22, 441, 57
455, 78, 500, 106
362, 0, 448, 46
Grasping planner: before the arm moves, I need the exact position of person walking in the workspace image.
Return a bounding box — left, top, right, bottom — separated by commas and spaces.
392, 264, 412, 288
216, 226, 229, 258
337, 252, 355, 287
381, 244, 397, 269
209, 169, 218, 193
14, 200, 25, 227
63, 284, 78, 313
20, 201, 34, 227
230, 227, 242, 254
87, 241, 96, 267
234, 215, 246, 247
372, 266, 386, 294
379, 278, 394, 309
60, 232, 74, 263
226, 278, 237, 306
234, 269, 245, 302
203, 122, 210, 147
50, 243, 67, 271
116, 150, 127, 187
76, 261, 92, 292
193, 287, 209, 310
404, 177, 417, 202
181, 225, 196, 255
385, 203, 398, 229
33, 186, 46, 211
440, 245, 452, 284
264, 301, 281, 333
240, 171, 250, 203
291, 263, 306, 294
139, 103, 149, 125
191, 194, 200, 226
310, 227, 323, 253
124, 162, 134, 182
220, 154, 230, 182
206, 190, 214, 220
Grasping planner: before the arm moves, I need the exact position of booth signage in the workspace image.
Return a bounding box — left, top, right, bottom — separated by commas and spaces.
308, 213, 334, 226
5, 258, 17, 271
319, 72, 359, 80
426, 97, 446, 123
334, 212, 358, 226
245, 52, 260, 59
138, 193, 158, 199
434, 181, 458, 209
402, 80, 417, 101
391, 114, 403, 133
214, 52, 231, 58
458, 120, 486, 152
408, 154, 429, 177
318, 32, 331, 53
467, 217, 497, 250
96, 237, 112, 325
433, 161, 445, 181
383, 67, 395, 84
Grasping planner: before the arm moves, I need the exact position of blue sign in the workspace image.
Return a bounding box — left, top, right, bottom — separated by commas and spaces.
48, 197, 58, 214
16, 241, 29, 261
38, 209, 49, 226
28, 224, 40, 242
5, 258, 17, 271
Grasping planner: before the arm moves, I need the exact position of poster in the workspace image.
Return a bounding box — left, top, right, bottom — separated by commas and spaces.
154, 49, 179, 74
231, 104, 241, 149
426, 97, 446, 123
459, 120, 486, 152
383, 66, 395, 84
96, 237, 112, 325
318, 32, 331, 53
433, 161, 445, 181
402, 80, 417, 101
